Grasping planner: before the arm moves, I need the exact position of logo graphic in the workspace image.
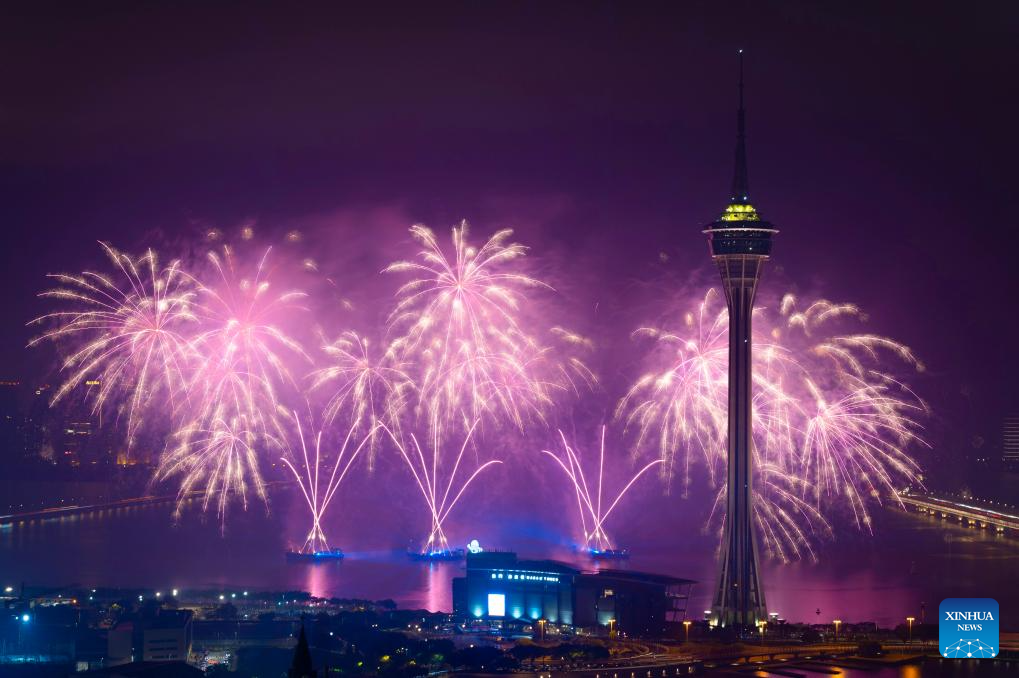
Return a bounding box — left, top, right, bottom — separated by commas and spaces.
939, 598, 998, 658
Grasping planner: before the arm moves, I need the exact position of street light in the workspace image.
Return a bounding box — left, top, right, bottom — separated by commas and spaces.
538, 619, 547, 642
759, 620, 767, 645
683, 620, 692, 644
608, 619, 616, 639
833, 619, 841, 642
906, 617, 915, 646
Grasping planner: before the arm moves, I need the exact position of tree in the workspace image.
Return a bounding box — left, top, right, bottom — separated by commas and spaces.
290, 625, 316, 678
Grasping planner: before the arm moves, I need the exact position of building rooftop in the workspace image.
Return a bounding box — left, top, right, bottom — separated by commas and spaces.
589, 569, 696, 587
465, 551, 581, 576
146, 609, 193, 630
112, 608, 193, 632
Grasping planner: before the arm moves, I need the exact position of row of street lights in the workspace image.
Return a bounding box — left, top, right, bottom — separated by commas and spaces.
605, 613, 918, 646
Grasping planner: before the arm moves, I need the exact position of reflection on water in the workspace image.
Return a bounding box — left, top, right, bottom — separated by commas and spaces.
1, 497, 1016, 630
747, 659, 1015, 678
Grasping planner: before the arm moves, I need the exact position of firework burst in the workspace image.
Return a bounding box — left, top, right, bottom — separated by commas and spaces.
309, 331, 414, 467
155, 410, 271, 529
781, 294, 928, 531
385, 222, 556, 433
186, 246, 309, 435
28, 242, 197, 447
618, 287, 927, 554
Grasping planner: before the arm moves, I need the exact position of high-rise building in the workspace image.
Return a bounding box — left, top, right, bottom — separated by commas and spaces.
60, 418, 93, 467
0, 380, 20, 457
705, 52, 776, 630
1003, 416, 1019, 467
25, 384, 54, 460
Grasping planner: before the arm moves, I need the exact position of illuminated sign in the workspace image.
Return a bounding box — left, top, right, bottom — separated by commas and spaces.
487, 593, 505, 617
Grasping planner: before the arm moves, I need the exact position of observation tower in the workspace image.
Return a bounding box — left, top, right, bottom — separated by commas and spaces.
704, 51, 776, 631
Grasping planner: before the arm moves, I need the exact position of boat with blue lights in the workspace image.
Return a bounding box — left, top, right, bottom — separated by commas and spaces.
407, 548, 465, 562
286, 548, 345, 562
587, 547, 630, 560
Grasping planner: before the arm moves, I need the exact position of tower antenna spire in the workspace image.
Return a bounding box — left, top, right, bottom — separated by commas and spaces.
739, 48, 744, 111
732, 49, 750, 203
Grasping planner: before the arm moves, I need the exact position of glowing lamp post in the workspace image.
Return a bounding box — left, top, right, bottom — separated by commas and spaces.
906, 616, 915, 646
833, 619, 841, 642
608, 619, 617, 640
759, 620, 767, 644
683, 620, 692, 644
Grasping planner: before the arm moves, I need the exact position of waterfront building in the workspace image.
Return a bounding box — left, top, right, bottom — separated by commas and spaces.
452, 551, 694, 637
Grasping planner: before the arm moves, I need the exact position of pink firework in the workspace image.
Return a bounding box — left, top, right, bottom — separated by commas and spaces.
308, 330, 415, 467
384, 222, 556, 433
186, 246, 309, 435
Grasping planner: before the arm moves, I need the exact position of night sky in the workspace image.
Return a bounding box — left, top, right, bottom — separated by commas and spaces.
2, 1, 1018, 467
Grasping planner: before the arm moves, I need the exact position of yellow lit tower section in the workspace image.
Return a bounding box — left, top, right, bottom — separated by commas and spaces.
704, 51, 777, 631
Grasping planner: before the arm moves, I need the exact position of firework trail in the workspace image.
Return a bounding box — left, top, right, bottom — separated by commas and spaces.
381, 417, 502, 554
541, 426, 662, 552
155, 410, 271, 529
618, 288, 927, 553
186, 246, 309, 436
548, 326, 601, 396
308, 330, 414, 467
384, 222, 557, 433
280, 413, 374, 554
28, 242, 197, 447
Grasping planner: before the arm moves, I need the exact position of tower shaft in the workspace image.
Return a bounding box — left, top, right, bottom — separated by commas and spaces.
711, 255, 767, 629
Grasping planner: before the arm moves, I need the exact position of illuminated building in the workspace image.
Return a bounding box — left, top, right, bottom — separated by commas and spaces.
705, 52, 775, 630
55, 379, 117, 466
61, 419, 92, 467
452, 551, 694, 636
24, 384, 52, 459
0, 601, 79, 665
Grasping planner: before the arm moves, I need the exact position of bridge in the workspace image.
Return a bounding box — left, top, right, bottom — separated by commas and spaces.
896, 490, 1019, 533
